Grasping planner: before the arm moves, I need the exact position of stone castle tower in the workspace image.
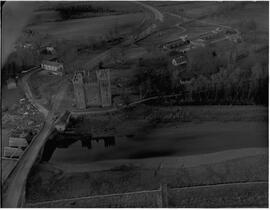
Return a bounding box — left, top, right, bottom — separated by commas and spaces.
72, 69, 111, 109
73, 72, 86, 109
96, 69, 111, 107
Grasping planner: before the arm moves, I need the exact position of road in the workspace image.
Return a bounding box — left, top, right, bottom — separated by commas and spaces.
82, 1, 165, 69
167, 11, 240, 44
2, 71, 68, 207
2, 121, 54, 207
132, 1, 164, 22
20, 67, 49, 117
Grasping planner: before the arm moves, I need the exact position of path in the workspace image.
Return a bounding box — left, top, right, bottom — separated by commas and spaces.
2, 71, 69, 207
132, 1, 164, 22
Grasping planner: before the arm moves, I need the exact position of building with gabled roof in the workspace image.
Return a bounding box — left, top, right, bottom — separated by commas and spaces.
41, 60, 64, 76
172, 56, 187, 66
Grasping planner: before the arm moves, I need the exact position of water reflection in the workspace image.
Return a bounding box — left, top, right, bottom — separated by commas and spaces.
41, 121, 267, 164
41, 133, 116, 162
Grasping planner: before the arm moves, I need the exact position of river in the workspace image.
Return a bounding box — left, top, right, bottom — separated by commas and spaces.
46, 121, 268, 164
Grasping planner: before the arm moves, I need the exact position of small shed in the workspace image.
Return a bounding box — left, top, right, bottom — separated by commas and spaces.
41, 60, 64, 76
7, 78, 17, 89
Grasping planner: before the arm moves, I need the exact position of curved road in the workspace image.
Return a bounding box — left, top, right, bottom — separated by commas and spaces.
2, 75, 68, 207
132, 1, 164, 22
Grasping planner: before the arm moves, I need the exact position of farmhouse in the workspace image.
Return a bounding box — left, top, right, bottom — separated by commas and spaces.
172, 56, 187, 66
41, 60, 64, 76
7, 78, 17, 89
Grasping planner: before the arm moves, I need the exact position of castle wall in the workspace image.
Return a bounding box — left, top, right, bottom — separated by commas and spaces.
96, 69, 112, 107
74, 83, 86, 109
84, 82, 101, 107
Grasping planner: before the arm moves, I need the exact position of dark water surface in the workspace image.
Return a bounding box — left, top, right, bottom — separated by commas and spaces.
45, 121, 268, 164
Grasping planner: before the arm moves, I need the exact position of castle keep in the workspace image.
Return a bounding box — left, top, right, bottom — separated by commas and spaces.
72, 69, 111, 109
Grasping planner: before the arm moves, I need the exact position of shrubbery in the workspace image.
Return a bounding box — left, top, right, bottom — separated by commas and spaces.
185, 64, 268, 105
134, 55, 174, 96
134, 49, 268, 105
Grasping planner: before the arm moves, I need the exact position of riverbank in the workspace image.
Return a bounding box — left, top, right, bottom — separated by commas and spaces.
46, 105, 267, 164
25, 105, 268, 206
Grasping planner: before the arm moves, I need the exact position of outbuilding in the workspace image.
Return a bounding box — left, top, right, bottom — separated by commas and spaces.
172, 56, 187, 66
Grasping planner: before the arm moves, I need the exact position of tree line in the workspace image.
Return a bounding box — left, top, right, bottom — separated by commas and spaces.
133, 50, 268, 105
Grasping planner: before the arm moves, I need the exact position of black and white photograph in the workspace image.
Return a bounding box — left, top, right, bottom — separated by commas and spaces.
1, 0, 269, 208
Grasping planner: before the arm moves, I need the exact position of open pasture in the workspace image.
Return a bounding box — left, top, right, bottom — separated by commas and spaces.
27, 13, 146, 41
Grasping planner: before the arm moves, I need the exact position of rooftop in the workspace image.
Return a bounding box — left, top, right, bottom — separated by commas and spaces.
41, 60, 63, 67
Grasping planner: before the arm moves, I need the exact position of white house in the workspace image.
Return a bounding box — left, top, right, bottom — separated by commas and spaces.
172, 56, 187, 66
41, 60, 64, 76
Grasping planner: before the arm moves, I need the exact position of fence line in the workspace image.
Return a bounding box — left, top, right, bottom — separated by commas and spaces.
27, 181, 268, 208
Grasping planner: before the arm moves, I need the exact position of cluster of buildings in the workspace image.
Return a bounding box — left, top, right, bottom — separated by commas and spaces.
162, 27, 242, 69
72, 69, 112, 109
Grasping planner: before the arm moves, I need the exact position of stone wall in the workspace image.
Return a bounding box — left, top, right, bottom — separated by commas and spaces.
84, 82, 100, 107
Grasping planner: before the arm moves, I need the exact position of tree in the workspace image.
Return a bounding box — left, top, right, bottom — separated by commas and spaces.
187, 47, 220, 76
134, 55, 173, 96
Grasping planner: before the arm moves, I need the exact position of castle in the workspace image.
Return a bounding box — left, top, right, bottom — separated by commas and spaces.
72, 69, 111, 109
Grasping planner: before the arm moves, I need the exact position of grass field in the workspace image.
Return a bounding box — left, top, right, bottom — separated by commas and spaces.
169, 182, 268, 207
202, 2, 268, 45
28, 71, 65, 108
27, 13, 146, 41
147, 1, 219, 19
26, 152, 268, 205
